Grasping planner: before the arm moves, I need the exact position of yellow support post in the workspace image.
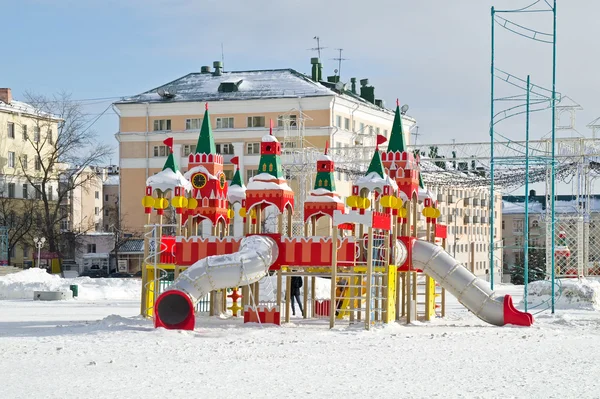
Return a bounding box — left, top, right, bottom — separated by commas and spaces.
384, 265, 397, 323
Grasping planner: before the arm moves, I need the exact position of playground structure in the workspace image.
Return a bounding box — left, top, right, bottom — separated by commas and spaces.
140, 101, 533, 330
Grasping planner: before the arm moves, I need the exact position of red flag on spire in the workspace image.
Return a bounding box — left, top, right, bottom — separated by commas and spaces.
205, 102, 208, 110
163, 137, 174, 153
376, 134, 387, 150
231, 156, 239, 167
269, 119, 273, 135
324, 141, 329, 155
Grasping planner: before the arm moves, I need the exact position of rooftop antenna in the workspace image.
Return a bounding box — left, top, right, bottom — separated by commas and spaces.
221, 42, 225, 71
309, 36, 326, 59
332, 48, 349, 80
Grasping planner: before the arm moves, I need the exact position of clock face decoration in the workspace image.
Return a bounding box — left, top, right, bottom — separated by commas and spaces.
192, 173, 207, 189
219, 173, 226, 189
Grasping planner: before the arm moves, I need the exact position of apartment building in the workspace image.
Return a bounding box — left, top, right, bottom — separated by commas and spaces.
0, 88, 60, 266
114, 60, 416, 233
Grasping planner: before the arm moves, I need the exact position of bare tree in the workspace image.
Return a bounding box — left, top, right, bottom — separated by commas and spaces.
17, 92, 113, 273
0, 194, 41, 266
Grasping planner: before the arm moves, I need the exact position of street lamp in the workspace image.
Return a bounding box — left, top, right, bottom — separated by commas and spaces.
33, 237, 46, 268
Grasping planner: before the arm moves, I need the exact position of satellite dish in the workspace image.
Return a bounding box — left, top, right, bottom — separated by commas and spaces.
157, 88, 165, 97
334, 69, 338, 74
335, 81, 345, 91
401, 104, 409, 115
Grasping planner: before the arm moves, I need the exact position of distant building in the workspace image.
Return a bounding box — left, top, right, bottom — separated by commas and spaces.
0, 88, 61, 267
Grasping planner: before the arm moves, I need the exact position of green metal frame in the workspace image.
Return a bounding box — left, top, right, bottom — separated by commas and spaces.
0, 226, 7, 266
489, 1, 558, 312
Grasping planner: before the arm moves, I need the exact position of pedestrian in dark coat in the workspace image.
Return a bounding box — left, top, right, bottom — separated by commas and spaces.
290, 276, 304, 316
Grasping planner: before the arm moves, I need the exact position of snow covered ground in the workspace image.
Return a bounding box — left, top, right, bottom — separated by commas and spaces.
1, 272, 600, 398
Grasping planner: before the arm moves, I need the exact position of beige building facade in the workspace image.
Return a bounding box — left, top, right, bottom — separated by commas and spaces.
114, 64, 415, 234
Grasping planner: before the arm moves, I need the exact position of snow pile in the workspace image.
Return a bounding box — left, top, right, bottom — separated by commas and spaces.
527, 278, 600, 310
0, 269, 141, 301
147, 169, 192, 192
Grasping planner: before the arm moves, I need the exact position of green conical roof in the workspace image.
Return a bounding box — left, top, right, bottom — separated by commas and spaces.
366, 150, 385, 179
162, 152, 178, 173
387, 102, 406, 153
196, 107, 216, 154
231, 167, 244, 187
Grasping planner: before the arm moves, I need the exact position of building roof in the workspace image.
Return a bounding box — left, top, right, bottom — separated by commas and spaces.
117, 239, 144, 254
103, 175, 120, 186
0, 99, 61, 121
503, 195, 600, 214
115, 68, 397, 115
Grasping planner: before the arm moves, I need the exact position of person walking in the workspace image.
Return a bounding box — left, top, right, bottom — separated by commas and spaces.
290, 276, 304, 316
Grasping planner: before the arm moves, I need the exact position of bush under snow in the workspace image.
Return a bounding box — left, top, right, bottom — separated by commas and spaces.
527, 278, 600, 310
0, 268, 141, 301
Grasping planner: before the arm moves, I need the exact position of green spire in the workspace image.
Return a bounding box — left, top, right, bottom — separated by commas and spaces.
231, 167, 244, 187
387, 101, 406, 153
366, 150, 385, 179
162, 152, 178, 173
258, 152, 283, 178
196, 105, 216, 154
314, 170, 335, 191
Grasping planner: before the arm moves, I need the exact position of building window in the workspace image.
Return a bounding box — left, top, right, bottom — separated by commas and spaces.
95, 207, 99, 216
185, 118, 202, 130
247, 116, 265, 128
182, 144, 196, 156
47, 187, 53, 201
104, 209, 109, 216
335, 115, 342, 127
223, 170, 234, 180
246, 169, 259, 182
513, 219, 524, 234
95, 191, 99, 199
359, 122, 365, 133
344, 118, 350, 130
246, 142, 260, 155
34, 127, 40, 142
502, 220, 505, 230
34, 184, 41, 200
7, 122, 15, 138
278, 115, 297, 127
384, 129, 388, 138
216, 117, 234, 129
8, 183, 15, 198
60, 220, 68, 230
104, 194, 109, 202
375, 127, 380, 136
216, 143, 234, 154
153, 145, 169, 157
22, 184, 28, 198
532, 220, 539, 228
87, 244, 96, 253
22, 125, 28, 141
35, 156, 41, 171
8, 152, 15, 168
21, 155, 28, 170
48, 130, 53, 145
153, 119, 171, 131
23, 245, 30, 258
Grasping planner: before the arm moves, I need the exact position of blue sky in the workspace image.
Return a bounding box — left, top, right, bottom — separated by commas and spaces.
2, 0, 599, 167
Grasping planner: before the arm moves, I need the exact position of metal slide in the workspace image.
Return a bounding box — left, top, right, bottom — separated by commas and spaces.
154, 235, 279, 330
411, 240, 533, 326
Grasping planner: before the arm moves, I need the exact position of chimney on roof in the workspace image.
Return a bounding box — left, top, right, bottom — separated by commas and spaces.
213, 61, 223, 76
310, 58, 320, 81
0, 88, 12, 104
350, 78, 357, 94
201, 65, 212, 74
359, 79, 375, 104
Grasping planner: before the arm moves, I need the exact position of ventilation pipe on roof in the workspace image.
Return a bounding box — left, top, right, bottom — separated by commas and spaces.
317, 62, 323, 81
311, 58, 320, 81
213, 61, 223, 76
359, 79, 375, 104
350, 78, 357, 94
201, 66, 212, 74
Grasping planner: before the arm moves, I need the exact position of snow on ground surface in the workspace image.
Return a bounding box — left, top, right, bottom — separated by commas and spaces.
2, 272, 600, 398
527, 277, 600, 310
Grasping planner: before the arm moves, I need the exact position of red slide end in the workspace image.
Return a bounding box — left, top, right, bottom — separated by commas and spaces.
154, 291, 195, 330
503, 295, 534, 327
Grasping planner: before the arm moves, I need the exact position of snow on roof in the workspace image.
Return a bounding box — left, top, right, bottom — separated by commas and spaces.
317, 154, 333, 162
307, 188, 343, 203
262, 134, 279, 143
117, 70, 334, 104
146, 169, 192, 192
418, 188, 435, 201
0, 99, 61, 120
355, 171, 399, 193
227, 184, 246, 204
500, 199, 600, 215
247, 173, 292, 192
183, 165, 217, 181
103, 175, 119, 186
